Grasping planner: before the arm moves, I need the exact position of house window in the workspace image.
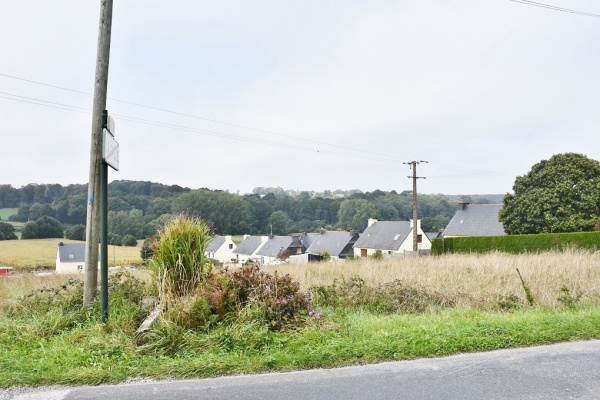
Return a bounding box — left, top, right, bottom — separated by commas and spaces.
297, 248, 302, 254
393, 234, 401, 240
417, 234, 423, 243
229, 243, 233, 249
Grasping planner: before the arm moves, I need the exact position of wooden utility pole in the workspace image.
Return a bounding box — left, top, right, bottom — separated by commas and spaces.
84, 0, 114, 307
404, 161, 427, 252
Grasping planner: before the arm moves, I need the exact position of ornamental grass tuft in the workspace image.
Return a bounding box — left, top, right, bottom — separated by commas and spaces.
148, 214, 212, 303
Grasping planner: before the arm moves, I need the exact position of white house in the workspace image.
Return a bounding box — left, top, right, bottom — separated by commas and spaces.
56, 242, 86, 274
305, 230, 359, 261
205, 235, 237, 263
353, 218, 431, 258
232, 235, 268, 264
255, 235, 304, 265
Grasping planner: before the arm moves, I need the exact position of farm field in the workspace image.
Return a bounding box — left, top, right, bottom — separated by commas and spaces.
0, 208, 17, 221
0, 239, 143, 270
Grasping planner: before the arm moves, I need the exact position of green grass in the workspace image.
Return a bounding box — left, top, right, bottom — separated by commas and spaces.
0, 208, 17, 221
1, 304, 599, 388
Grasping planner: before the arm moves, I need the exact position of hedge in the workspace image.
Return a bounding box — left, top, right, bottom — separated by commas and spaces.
431, 231, 600, 255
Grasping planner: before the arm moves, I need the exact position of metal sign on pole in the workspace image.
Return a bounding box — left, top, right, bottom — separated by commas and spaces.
100, 110, 118, 322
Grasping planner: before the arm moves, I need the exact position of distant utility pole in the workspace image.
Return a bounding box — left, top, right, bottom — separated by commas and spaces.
404, 161, 428, 252
84, 0, 114, 307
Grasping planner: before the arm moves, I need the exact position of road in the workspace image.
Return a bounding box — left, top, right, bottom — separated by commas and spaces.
4, 340, 600, 400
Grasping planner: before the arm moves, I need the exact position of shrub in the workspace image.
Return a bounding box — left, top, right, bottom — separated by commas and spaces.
432, 231, 600, 255
140, 237, 154, 261
108, 233, 123, 246
65, 224, 86, 241
149, 214, 212, 301
163, 265, 315, 332
370, 249, 383, 260
21, 216, 64, 239
0, 221, 17, 240
557, 285, 582, 308
121, 234, 138, 247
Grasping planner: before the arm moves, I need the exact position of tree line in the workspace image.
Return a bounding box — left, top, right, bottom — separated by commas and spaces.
0, 181, 490, 242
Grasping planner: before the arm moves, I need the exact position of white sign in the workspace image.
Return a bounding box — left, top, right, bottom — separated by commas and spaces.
106, 115, 116, 136
103, 128, 120, 171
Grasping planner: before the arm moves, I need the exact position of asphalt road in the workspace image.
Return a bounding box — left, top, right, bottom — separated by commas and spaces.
4, 340, 600, 400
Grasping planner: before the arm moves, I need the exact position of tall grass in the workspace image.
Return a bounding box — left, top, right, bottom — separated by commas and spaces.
261, 249, 600, 309
149, 215, 211, 301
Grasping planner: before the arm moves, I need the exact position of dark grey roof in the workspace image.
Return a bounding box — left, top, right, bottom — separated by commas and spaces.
206, 236, 226, 253
233, 236, 263, 256
306, 231, 359, 257
426, 232, 442, 241
57, 243, 86, 262
256, 236, 294, 258
353, 221, 412, 251
300, 233, 319, 249
442, 204, 506, 237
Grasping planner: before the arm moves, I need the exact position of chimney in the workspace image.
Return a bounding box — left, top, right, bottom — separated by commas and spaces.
459, 202, 470, 211
368, 218, 378, 227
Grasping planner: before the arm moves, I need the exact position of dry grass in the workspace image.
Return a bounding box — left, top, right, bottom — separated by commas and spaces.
0, 268, 152, 303
261, 249, 600, 308
0, 239, 143, 270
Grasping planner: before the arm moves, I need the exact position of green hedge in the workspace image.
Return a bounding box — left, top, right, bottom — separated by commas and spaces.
431, 231, 600, 255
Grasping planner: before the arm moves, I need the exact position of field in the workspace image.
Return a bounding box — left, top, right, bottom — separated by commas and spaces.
0, 208, 17, 221
261, 249, 600, 309
1, 250, 600, 388
0, 239, 143, 270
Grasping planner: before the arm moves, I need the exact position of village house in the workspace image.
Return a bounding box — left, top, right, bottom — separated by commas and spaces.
353, 218, 431, 258
232, 235, 268, 264
205, 235, 237, 263
304, 230, 359, 261
442, 203, 506, 237
255, 235, 305, 265
56, 242, 86, 274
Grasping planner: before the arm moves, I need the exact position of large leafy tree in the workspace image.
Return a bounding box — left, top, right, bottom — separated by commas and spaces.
21, 216, 64, 239
499, 153, 600, 234
0, 222, 17, 240
337, 198, 377, 231
268, 211, 291, 235
172, 189, 251, 234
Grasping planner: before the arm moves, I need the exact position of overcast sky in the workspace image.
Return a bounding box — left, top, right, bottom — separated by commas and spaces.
1, 1, 599, 196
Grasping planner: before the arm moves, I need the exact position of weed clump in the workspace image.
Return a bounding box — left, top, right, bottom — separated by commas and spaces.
312, 276, 452, 314
557, 285, 582, 308
164, 265, 316, 332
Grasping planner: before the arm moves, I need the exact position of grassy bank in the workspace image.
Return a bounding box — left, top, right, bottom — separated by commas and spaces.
1, 251, 600, 387
1, 305, 599, 388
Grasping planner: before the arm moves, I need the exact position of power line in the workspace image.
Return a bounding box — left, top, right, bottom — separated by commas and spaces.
0, 72, 410, 162
0, 91, 402, 164
0, 75, 508, 178
508, 0, 600, 18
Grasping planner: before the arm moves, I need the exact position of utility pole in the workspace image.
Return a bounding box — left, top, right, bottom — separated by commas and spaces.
404, 161, 428, 252
84, 0, 114, 307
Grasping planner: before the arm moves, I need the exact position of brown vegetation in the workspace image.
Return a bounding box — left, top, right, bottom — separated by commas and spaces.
261, 249, 600, 309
